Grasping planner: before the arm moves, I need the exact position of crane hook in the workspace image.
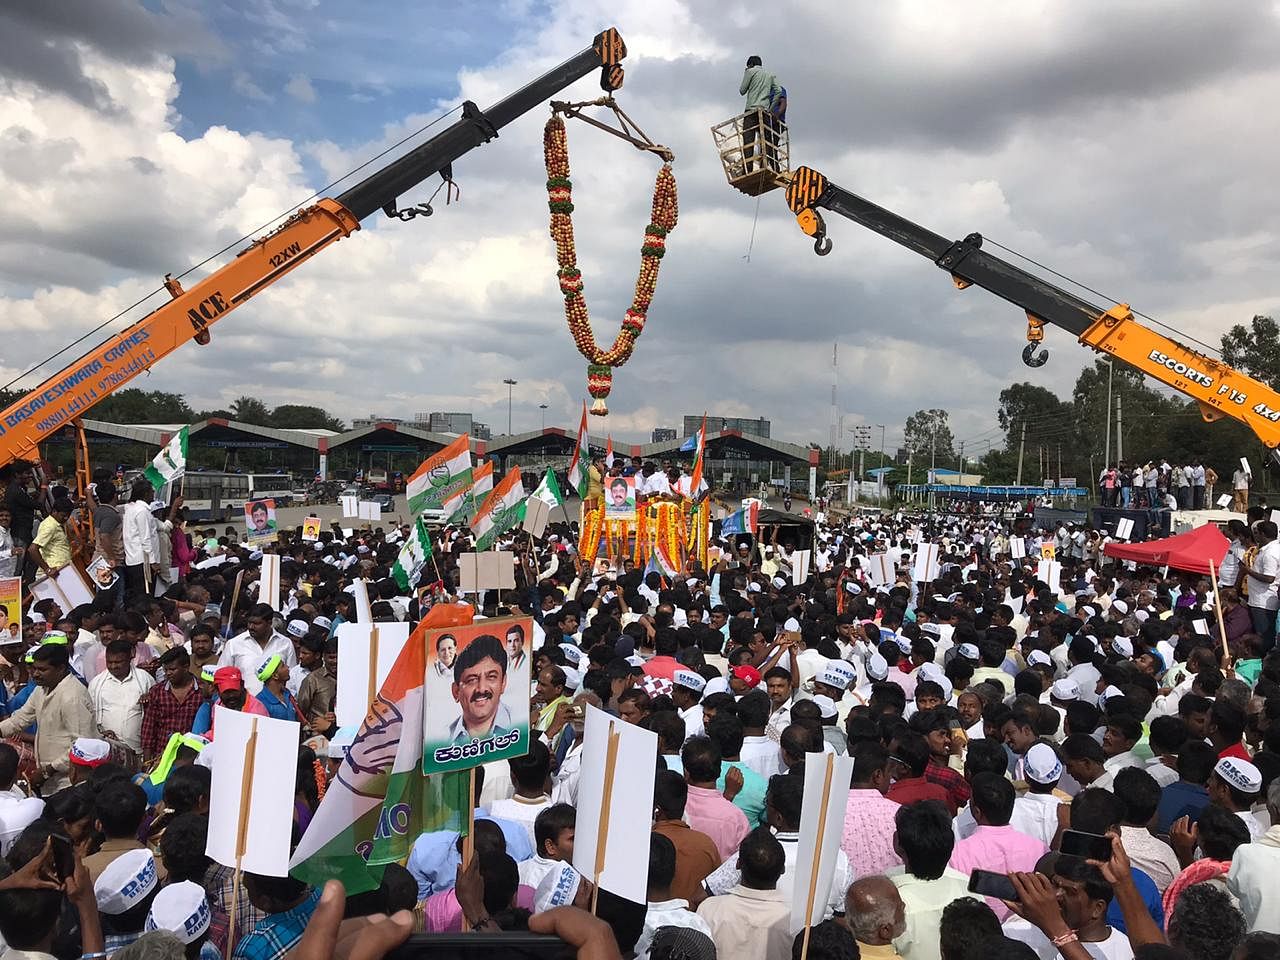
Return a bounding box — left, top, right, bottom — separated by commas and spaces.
1022, 343, 1049, 367
814, 236, 832, 257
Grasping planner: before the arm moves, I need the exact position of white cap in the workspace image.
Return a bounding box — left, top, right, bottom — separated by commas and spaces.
673, 669, 707, 693
1050, 678, 1080, 702
69, 737, 112, 767
286, 619, 309, 638
866, 653, 889, 681
313, 616, 333, 631
145, 881, 212, 944
559, 643, 584, 666
1100, 684, 1124, 703
812, 694, 837, 719
1215, 757, 1262, 794
933, 674, 954, 701
957, 643, 979, 661
95, 849, 159, 914
1112, 599, 1130, 616
783, 617, 801, 633
1024, 742, 1063, 784
534, 863, 582, 913
704, 676, 730, 697
1112, 637, 1134, 658
0, 797, 45, 856
919, 622, 941, 637
748, 582, 762, 594
818, 661, 856, 689
773, 577, 788, 590
1134, 609, 1150, 623
1027, 650, 1052, 668
625, 654, 645, 668
895, 636, 912, 655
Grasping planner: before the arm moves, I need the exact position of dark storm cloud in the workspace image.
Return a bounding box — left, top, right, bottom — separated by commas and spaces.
0, 1, 220, 108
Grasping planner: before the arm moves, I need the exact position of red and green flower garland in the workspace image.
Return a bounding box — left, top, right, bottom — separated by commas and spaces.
544, 113, 678, 416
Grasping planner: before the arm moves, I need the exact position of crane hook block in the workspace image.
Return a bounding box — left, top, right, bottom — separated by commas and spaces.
1022, 343, 1049, 367
814, 236, 832, 256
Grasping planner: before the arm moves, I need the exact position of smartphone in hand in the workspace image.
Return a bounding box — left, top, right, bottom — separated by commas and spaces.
1059, 829, 1113, 862
968, 869, 1019, 902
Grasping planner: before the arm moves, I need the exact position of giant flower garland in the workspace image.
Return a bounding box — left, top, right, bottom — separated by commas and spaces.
544, 114, 678, 416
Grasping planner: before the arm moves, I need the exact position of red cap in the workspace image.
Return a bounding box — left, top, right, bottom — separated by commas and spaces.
213, 666, 244, 693
730, 665, 762, 688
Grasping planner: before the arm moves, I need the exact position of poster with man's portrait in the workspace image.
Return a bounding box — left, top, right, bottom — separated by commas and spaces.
244, 499, 278, 544
423, 616, 531, 775
603, 475, 636, 521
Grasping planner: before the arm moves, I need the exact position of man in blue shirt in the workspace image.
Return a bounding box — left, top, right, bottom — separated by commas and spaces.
234, 874, 319, 960
1156, 740, 1215, 835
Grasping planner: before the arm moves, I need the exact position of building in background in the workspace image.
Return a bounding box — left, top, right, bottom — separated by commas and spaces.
651, 427, 677, 443
429, 412, 491, 439
681, 415, 770, 439
352, 414, 408, 428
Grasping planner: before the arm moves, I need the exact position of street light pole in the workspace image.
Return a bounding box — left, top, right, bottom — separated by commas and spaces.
539, 403, 548, 430
1103, 358, 1113, 467
503, 378, 518, 435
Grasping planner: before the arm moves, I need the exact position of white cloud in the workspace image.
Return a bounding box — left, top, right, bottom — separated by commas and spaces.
284, 72, 316, 103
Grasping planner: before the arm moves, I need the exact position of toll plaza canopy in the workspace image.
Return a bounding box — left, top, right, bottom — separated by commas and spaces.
1102, 523, 1230, 576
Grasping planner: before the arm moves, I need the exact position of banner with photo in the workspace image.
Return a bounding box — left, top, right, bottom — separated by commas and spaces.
422, 616, 531, 775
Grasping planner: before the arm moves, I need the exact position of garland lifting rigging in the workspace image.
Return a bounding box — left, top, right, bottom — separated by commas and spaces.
543, 97, 678, 416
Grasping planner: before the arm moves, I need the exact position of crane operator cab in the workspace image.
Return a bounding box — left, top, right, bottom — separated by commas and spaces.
711, 107, 791, 196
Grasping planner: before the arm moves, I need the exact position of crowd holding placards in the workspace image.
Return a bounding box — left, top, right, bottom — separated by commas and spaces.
1, 458, 1280, 960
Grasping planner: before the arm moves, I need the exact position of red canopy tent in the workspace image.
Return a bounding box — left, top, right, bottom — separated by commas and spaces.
1102, 523, 1229, 576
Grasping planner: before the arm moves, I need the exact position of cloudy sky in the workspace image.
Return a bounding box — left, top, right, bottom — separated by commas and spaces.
2, 1, 1279, 455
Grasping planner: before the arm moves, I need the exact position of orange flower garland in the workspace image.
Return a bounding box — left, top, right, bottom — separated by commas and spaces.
544, 114, 678, 416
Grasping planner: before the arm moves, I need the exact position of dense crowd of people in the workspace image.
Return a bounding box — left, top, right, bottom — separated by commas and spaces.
1, 457, 1279, 960
1097, 460, 1245, 512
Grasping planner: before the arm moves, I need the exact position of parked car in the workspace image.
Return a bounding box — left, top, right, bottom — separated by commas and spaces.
373, 493, 395, 512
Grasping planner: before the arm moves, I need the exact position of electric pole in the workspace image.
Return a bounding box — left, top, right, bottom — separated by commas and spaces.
958, 441, 965, 484
1116, 395, 1123, 462
1016, 421, 1026, 485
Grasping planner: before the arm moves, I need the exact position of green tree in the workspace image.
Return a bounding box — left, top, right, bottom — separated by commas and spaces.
230, 396, 271, 424
997, 382, 1070, 453
976, 446, 1028, 485
903, 409, 955, 464
270, 404, 346, 431
1221, 315, 1280, 390
92, 389, 194, 423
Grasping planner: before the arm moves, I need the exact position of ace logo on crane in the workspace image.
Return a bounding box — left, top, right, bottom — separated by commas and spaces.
187, 291, 228, 328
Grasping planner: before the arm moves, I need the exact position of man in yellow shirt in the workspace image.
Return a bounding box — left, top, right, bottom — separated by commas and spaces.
28, 497, 74, 579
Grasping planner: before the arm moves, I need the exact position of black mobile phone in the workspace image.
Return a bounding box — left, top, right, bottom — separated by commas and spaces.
967, 869, 1019, 902
1060, 829, 1113, 861
50, 831, 75, 881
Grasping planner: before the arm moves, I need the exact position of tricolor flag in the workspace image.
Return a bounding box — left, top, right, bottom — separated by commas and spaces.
444, 461, 494, 526
143, 426, 189, 496
406, 435, 472, 514
289, 603, 474, 893
472, 466, 525, 551
567, 403, 590, 496
605, 436, 615, 470
530, 468, 565, 508
718, 501, 760, 536
689, 413, 707, 493
391, 518, 433, 591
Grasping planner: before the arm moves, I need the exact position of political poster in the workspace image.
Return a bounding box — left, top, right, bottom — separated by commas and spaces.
422, 616, 531, 775
0, 577, 20, 642
301, 516, 322, 542
244, 499, 278, 544
602, 475, 636, 522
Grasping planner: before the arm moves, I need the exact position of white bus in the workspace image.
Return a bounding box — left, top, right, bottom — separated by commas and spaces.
180, 472, 293, 521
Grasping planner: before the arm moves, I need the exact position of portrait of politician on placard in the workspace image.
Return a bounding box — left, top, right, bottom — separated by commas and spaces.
421, 617, 531, 775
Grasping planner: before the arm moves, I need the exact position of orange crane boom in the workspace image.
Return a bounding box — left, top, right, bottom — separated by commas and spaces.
0, 28, 629, 467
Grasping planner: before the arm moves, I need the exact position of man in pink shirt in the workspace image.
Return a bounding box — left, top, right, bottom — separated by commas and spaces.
682, 735, 749, 860
948, 773, 1048, 920
643, 630, 683, 683
840, 741, 904, 877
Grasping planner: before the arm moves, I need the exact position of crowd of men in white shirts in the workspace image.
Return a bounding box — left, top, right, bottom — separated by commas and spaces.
0, 467, 1279, 960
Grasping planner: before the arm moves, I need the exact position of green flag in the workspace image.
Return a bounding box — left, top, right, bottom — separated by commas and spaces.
143, 426, 189, 492
531, 468, 564, 508
391, 519, 432, 591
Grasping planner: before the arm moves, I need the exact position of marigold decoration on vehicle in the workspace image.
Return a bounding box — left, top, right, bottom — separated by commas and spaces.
544, 113, 679, 416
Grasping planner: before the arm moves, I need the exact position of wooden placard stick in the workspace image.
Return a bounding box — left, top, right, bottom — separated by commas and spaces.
799, 752, 835, 960
1208, 559, 1231, 666
462, 768, 477, 869
225, 717, 258, 960
226, 570, 245, 633
591, 722, 622, 915
366, 625, 380, 707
